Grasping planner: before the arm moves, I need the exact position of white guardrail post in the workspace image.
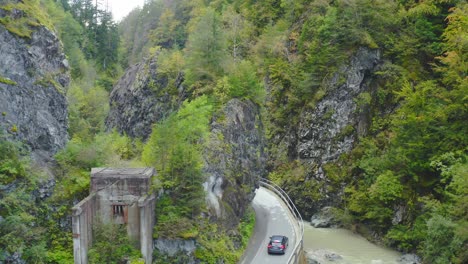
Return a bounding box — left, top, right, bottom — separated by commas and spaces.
259, 178, 304, 264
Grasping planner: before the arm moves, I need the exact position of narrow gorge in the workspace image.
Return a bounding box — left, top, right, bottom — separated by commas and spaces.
0, 0, 466, 264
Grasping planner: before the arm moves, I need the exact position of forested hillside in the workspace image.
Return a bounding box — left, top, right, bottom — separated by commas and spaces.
0, 0, 466, 263
119, 1, 467, 262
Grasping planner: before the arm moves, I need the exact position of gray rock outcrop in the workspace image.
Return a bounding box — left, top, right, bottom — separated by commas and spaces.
203, 99, 266, 227
310, 206, 340, 228
105, 55, 185, 139
273, 48, 382, 215
297, 48, 381, 163
296, 48, 380, 164
0, 22, 69, 157
153, 238, 196, 256
152, 238, 198, 264
398, 254, 421, 264
0, 252, 26, 264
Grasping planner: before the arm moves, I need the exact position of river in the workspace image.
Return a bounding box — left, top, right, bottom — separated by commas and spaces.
303, 223, 402, 264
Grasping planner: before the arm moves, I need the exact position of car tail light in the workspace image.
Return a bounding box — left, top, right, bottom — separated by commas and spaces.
268, 244, 272, 248
281, 245, 285, 249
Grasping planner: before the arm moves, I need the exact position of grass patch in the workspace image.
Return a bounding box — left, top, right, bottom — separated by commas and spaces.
239, 207, 256, 248
0, 76, 17, 85
0, 0, 54, 38
10, 124, 18, 133
0, 16, 33, 38
34, 74, 65, 94
335, 124, 355, 141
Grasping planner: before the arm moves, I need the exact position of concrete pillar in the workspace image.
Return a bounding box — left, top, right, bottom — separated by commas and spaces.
72, 207, 82, 264
127, 202, 140, 243
72, 205, 89, 264
72, 193, 96, 264
139, 194, 156, 264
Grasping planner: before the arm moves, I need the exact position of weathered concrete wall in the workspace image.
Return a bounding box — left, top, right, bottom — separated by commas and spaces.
72, 193, 97, 264
72, 168, 157, 264
90, 167, 154, 195
95, 181, 141, 240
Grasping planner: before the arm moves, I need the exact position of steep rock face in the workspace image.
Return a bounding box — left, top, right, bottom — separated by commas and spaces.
297, 48, 381, 163
277, 48, 381, 214
204, 99, 266, 227
0, 19, 69, 157
105, 55, 185, 139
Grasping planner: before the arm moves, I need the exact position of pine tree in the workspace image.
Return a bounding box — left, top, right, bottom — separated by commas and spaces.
184, 7, 227, 91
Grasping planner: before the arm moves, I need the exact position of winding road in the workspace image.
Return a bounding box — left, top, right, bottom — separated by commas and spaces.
240, 187, 299, 264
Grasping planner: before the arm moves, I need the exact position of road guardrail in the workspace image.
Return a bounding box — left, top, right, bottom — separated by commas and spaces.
259, 178, 304, 264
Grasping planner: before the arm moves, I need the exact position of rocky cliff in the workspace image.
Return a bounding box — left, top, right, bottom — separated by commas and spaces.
272, 48, 382, 216
0, 5, 69, 263
105, 55, 185, 139
204, 99, 266, 226
0, 8, 69, 159
106, 58, 265, 226
297, 48, 381, 163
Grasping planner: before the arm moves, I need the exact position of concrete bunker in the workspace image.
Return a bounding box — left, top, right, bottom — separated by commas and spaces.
72, 168, 157, 264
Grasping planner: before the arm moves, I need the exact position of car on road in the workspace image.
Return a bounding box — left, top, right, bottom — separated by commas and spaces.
267, 235, 289, 254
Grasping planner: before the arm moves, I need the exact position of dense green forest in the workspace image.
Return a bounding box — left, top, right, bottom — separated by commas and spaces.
0, 0, 467, 263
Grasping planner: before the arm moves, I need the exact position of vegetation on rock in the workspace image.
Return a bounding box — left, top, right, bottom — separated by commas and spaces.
0, 0, 54, 38
0, 76, 17, 85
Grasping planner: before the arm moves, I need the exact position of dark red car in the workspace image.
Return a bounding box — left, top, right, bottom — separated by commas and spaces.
267, 235, 289, 254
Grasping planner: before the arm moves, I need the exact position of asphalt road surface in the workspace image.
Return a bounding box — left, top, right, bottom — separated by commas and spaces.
239, 187, 297, 264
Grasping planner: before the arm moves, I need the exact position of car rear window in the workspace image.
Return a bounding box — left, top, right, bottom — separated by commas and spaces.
272, 241, 282, 246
